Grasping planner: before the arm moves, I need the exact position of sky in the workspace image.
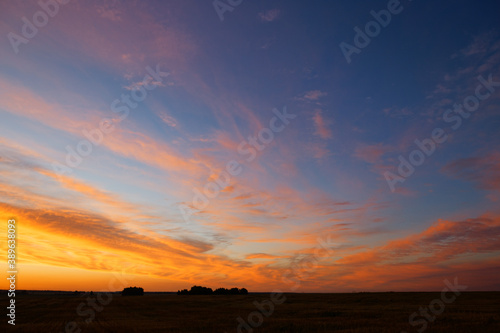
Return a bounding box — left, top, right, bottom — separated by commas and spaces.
0, 0, 499, 293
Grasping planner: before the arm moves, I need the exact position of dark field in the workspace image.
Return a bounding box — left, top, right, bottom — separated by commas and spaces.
4, 292, 500, 332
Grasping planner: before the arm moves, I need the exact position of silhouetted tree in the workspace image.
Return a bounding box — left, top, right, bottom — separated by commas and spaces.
189, 285, 213, 295
177, 285, 249, 295
214, 288, 228, 295
122, 286, 144, 296
177, 289, 189, 295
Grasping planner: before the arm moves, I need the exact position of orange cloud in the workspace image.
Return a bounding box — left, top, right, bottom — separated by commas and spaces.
249, 215, 500, 292
245, 253, 280, 260
312, 109, 333, 139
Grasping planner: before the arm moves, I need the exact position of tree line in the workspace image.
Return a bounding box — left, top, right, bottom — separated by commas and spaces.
122, 286, 144, 296
177, 285, 248, 295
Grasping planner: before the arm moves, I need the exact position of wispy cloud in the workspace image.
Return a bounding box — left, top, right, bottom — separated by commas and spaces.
312, 109, 333, 139
158, 111, 178, 127
442, 152, 500, 192
354, 143, 393, 164
304, 90, 327, 101
258, 9, 281, 22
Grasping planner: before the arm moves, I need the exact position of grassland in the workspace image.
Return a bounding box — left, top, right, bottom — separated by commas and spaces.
3, 292, 499, 332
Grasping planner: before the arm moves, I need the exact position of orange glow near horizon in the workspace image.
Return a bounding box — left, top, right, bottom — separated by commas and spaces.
2, 202, 500, 292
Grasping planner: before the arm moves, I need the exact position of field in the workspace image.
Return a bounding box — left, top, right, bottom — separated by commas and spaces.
3, 292, 500, 332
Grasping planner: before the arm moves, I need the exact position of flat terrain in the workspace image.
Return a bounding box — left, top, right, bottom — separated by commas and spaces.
3, 292, 499, 332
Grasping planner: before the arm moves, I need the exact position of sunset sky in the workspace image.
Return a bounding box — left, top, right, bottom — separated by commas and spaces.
1, 0, 499, 292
